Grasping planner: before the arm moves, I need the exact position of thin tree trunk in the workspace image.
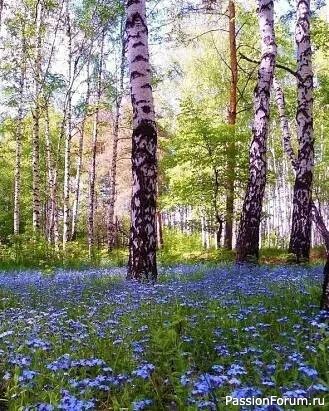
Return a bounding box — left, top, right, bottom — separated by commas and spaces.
201, 215, 206, 248
63, 1, 72, 250
224, 0, 237, 250
236, 0, 277, 262
14, 38, 26, 235
289, 0, 314, 262
88, 33, 104, 258
0, 0, 4, 28
273, 78, 297, 170
53, 169, 59, 251
156, 211, 164, 249
44, 106, 54, 243
71, 59, 92, 241
216, 216, 223, 249
126, 0, 158, 281
32, 1, 43, 232
108, 21, 125, 251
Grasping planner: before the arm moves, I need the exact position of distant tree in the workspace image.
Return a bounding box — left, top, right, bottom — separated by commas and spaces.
31, 0, 43, 232
88, 32, 105, 258
107, 16, 126, 251
224, 0, 238, 250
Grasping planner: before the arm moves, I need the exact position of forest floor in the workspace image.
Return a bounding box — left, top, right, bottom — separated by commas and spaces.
0, 264, 328, 410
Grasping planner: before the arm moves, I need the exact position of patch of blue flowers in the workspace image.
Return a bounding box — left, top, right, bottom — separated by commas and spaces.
0, 264, 328, 409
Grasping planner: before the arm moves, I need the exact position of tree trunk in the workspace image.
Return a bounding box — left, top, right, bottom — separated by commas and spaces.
274, 78, 328, 309
14, 40, 26, 235
71, 59, 92, 241
44, 106, 54, 243
289, 0, 314, 263
216, 217, 223, 249
88, 33, 104, 258
224, 0, 237, 250
236, 0, 277, 262
32, 0, 43, 232
108, 20, 125, 251
273, 78, 297, 170
63, 1, 72, 250
125, 0, 157, 281
156, 211, 164, 250
53, 168, 59, 251
311, 203, 329, 310
321, 259, 329, 311
201, 216, 207, 248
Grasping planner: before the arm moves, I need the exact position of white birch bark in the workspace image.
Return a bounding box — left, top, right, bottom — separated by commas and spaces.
14, 33, 26, 235
62, 0, 72, 250
71, 58, 92, 241
289, 0, 314, 262
126, 0, 158, 281
88, 33, 104, 257
236, 0, 277, 262
32, 0, 43, 232
107, 21, 125, 251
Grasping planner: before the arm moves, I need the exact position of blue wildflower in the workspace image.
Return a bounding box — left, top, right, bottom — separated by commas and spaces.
298, 365, 318, 379
132, 363, 155, 379
132, 399, 152, 411
282, 389, 307, 398
231, 387, 262, 399
192, 373, 227, 395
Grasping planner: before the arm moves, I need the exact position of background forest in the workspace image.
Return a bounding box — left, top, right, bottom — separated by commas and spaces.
0, 0, 328, 269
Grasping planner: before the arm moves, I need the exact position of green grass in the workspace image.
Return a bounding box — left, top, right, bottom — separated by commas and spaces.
0, 229, 326, 271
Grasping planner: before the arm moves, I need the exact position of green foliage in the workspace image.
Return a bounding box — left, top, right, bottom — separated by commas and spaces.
158, 228, 235, 265
312, 17, 329, 54
0, 234, 128, 271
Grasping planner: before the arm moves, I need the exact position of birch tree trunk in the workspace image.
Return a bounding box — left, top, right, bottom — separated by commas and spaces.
53, 169, 59, 251
201, 216, 206, 248
156, 211, 164, 249
32, 1, 43, 232
44, 106, 54, 243
236, 0, 277, 262
273, 79, 328, 309
88, 33, 104, 258
107, 21, 125, 251
289, 0, 314, 262
14, 36, 26, 235
126, 0, 157, 281
63, 0, 72, 250
224, 0, 237, 250
71, 59, 92, 241
311, 204, 329, 310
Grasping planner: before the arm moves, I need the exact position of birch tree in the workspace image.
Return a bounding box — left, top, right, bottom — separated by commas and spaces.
71, 59, 92, 240
88, 32, 105, 257
125, 0, 158, 281
107, 19, 125, 251
63, 0, 73, 249
289, 0, 314, 262
31, 0, 43, 232
312, 204, 329, 310
224, 0, 237, 250
14, 25, 26, 235
274, 77, 329, 309
236, 0, 277, 262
